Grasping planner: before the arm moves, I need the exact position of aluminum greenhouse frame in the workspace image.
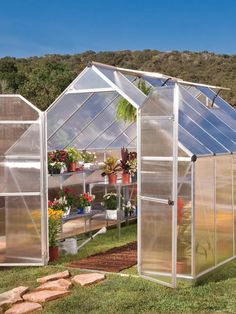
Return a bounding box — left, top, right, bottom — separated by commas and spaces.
47, 62, 236, 287
0, 95, 48, 266
1, 62, 236, 289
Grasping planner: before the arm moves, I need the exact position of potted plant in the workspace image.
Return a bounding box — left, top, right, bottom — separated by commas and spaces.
48, 150, 68, 174
177, 208, 191, 274
101, 156, 121, 184
48, 208, 64, 262
77, 193, 95, 214
57, 188, 78, 216
65, 147, 82, 172
81, 150, 97, 168
102, 192, 120, 220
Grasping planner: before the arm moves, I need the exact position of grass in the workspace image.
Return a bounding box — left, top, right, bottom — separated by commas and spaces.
1, 224, 236, 313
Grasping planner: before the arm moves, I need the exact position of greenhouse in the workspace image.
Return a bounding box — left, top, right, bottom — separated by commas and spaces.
1, 62, 236, 288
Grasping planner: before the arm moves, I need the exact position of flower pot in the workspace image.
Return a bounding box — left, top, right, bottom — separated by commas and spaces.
108, 174, 117, 184
48, 167, 61, 175
84, 205, 91, 213
176, 260, 188, 274
67, 162, 77, 172
106, 209, 124, 220
177, 197, 184, 224
49, 246, 59, 262
131, 172, 137, 183
106, 209, 118, 220
77, 208, 84, 214
122, 173, 130, 184
62, 206, 71, 218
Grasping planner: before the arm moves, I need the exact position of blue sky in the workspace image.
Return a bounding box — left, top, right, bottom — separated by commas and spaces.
0, 0, 236, 58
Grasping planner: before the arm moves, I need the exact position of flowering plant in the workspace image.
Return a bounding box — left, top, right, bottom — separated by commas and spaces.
77, 193, 95, 209
48, 150, 68, 172
48, 208, 64, 247
48, 197, 68, 212
126, 159, 137, 176
81, 150, 97, 163
57, 188, 78, 208
101, 192, 117, 210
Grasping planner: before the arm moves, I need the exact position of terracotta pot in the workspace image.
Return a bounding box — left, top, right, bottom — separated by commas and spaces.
122, 173, 130, 184
177, 197, 184, 224
108, 174, 117, 184
176, 260, 188, 274
49, 246, 59, 262
67, 162, 77, 172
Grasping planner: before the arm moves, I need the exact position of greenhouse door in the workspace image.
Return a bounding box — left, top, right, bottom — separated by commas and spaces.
138, 86, 178, 287
0, 96, 48, 266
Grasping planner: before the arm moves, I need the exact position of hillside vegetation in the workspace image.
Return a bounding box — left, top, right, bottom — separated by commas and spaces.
0, 50, 236, 110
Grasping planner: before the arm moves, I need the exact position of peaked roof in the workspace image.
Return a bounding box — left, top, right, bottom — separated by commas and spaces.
47, 62, 236, 156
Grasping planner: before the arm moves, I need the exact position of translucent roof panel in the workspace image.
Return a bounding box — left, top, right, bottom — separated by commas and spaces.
179, 86, 236, 152
92, 65, 147, 108
197, 86, 236, 120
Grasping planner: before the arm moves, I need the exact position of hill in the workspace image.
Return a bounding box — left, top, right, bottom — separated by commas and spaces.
0, 50, 236, 110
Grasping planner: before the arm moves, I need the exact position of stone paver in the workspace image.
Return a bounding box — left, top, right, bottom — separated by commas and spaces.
22, 290, 70, 303
36, 270, 70, 284
4, 302, 42, 314
0, 286, 28, 308
35, 279, 72, 291
72, 273, 105, 286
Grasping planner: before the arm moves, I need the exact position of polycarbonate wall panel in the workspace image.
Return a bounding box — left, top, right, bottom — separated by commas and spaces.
6, 124, 40, 157
47, 93, 92, 137
141, 161, 172, 199
93, 65, 147, 107
141, 119, 173, 157
0, 124, 32, 158
73, 67, 111, 90
215, 155, 233, 264
0, 96, 39, 121
195, 157, 215, 274
0, 160, 40, 193
48, 92, 119, 150
140, 199, 173, 284
177, 162, 192, 275
5, 195, 41, 263
142, 88, 173, 116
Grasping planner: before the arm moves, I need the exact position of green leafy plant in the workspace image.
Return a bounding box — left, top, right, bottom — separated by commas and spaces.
101, 156, 121, 176
102, 193, 117, 210
65, 147, 82, 163
116, 79, 152, 123
81, 150, 96, 163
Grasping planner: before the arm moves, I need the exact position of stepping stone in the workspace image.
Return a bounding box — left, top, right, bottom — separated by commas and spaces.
35, 279, 72, 291
4, 302, 42, 314
72, 273, 105, 286
36, 270, 70, 284
22, 290, 70, 303
0, 286, 28, 308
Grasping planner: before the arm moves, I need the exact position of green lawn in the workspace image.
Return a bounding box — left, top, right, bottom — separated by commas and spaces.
1, 224, 236, 313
